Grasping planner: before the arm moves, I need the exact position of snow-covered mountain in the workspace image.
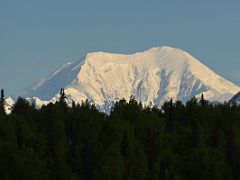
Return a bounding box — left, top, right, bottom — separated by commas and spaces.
229, 92, 240, 105
4, 96, 14, 114
17, 46, 240, 110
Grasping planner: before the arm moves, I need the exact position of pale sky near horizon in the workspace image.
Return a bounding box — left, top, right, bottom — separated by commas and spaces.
1, 0, 240, 95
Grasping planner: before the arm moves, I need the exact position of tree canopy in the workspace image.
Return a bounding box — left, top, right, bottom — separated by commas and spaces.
0, 93, 240, 180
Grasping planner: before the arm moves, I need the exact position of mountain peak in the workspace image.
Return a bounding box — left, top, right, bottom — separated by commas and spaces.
148, 45, 179, 51
18, 46, 239, 110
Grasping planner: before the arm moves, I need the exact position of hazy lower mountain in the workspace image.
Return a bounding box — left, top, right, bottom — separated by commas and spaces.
18, 46, 239, 110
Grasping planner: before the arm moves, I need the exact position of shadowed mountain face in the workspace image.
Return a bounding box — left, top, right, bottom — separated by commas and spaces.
19, 59, 85, 100
229, 92, 240, 105
18, 46, 239, 110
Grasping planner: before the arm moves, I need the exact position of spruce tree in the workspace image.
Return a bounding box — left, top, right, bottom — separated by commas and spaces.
121, 131, 131, 179
200, 93, 207, 106
0, 89, 4, 112
1, 89, 4, 101
59, 88, 66, 102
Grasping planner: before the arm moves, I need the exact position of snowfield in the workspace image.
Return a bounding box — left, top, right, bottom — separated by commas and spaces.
13, 46, 239, 111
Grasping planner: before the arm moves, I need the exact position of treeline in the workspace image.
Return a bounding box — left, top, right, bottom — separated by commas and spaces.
0, 91, 240, 180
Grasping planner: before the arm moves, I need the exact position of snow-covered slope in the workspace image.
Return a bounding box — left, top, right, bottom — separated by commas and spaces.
18, 46, 240, 109
229, 92, 240, 105
19, 59, 85, 100
4, 96, 14, 114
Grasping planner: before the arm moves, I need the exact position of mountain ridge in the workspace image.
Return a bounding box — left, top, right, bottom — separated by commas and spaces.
15, 46, 240, 110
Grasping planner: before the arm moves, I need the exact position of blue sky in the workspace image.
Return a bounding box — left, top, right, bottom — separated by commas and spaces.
1, 0, 240, 95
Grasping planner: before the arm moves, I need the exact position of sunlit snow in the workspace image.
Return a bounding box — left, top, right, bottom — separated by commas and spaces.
14, 46, 240, 111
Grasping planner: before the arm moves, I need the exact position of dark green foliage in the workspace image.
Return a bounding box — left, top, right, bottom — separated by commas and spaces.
0, 93, 240, 179
0, 89, 4, 113
0, 89, 4, 100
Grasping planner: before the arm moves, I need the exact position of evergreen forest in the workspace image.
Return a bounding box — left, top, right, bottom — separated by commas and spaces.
1, 89, 240, 180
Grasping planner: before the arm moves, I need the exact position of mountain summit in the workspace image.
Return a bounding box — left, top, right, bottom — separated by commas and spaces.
19, 46, 239, 109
